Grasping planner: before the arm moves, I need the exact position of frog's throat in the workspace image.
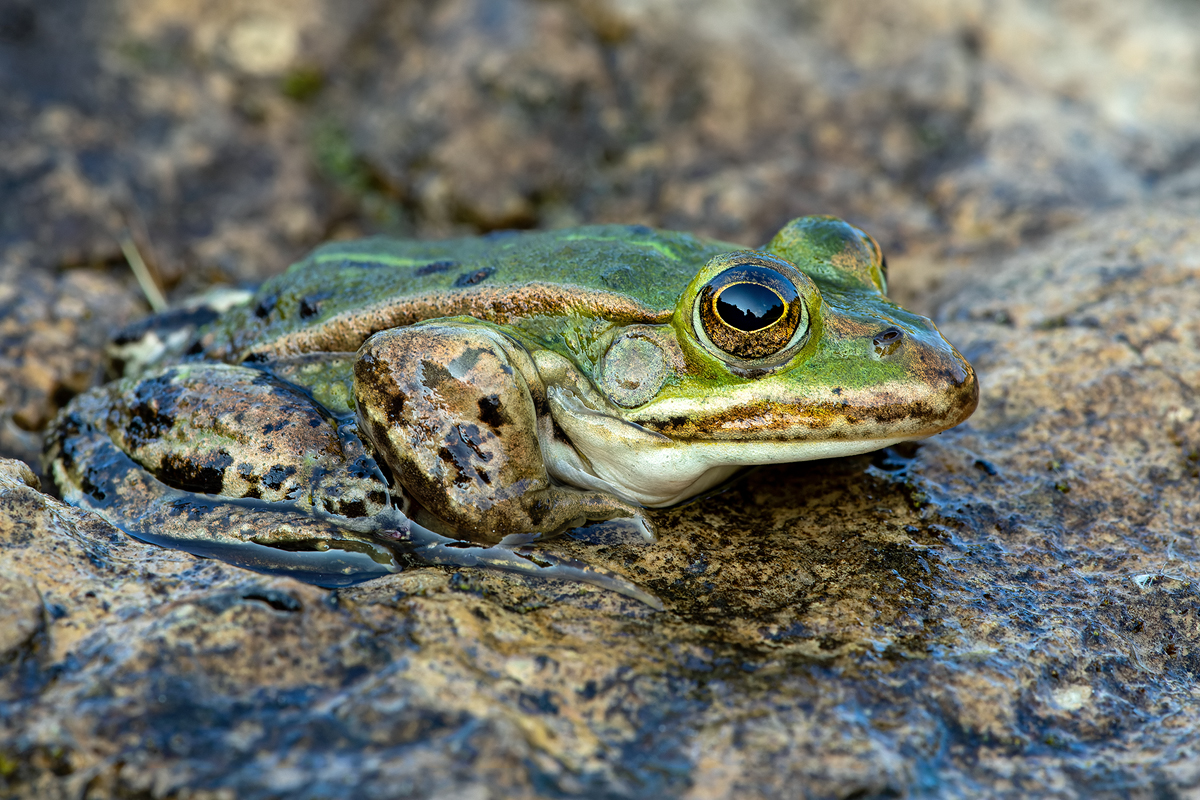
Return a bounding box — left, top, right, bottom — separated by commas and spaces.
542, 386, 910, 508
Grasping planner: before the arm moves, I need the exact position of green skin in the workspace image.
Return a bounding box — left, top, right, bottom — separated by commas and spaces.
44, 216, 977, 604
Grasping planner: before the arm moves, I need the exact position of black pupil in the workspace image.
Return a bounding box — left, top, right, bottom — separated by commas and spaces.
717, 283, 785, 332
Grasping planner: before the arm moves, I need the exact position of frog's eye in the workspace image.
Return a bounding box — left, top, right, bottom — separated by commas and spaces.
696, 262, 808, 360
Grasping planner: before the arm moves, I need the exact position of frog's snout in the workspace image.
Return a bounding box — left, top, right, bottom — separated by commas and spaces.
874, 320, 978, 432
927, 338, 979, 430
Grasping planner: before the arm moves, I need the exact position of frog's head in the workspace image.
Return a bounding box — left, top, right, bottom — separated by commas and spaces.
554, 216, 977, 506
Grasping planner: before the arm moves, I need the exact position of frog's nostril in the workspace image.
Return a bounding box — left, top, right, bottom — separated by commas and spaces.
873, 327, 903, 356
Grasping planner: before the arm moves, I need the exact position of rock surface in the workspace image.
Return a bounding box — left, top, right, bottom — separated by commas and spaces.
3, 0, 1200, 797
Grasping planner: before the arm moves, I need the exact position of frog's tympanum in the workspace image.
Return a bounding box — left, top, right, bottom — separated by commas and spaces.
45, 217, 977, 607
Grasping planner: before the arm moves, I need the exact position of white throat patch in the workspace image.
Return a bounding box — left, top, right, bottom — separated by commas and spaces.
542, 386, 908, 507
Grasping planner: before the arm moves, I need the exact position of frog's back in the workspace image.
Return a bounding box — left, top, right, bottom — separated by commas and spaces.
200, 225, 738, 362
313, 225, 730, 302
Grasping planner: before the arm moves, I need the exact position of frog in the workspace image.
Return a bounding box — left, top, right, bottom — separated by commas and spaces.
44, 216, 977, 608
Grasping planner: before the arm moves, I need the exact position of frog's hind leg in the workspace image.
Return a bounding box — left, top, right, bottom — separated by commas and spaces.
43, 364, 402, 583
354, 322, 642, 545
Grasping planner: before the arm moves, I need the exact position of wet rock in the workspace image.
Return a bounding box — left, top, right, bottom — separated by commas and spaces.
3, 199, 1200, 796
0, 571, 42, 663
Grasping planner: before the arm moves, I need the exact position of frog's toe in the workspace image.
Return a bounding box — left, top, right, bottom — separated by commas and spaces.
382, 524, 663, 610
517, 484, 648, 541
626, 513, 657, 543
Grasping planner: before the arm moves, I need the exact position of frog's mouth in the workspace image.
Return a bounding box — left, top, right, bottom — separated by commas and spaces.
543, 386, 909, 507
542, 349, 978, 507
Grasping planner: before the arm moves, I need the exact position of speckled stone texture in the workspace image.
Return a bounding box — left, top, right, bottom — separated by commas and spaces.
3, 0, 1200, 797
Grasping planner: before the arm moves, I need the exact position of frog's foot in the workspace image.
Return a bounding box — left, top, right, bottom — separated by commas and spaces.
381, 524, 663, 610
355, 322, 643, 545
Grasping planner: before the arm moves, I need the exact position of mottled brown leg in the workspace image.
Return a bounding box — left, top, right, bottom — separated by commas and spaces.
42, 367, 402, 586
354, 322, 640, 545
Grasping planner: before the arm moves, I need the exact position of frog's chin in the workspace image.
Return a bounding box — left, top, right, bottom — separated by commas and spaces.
544, 386, 913, 507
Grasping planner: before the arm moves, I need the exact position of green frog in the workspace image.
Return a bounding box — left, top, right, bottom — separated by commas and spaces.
44, 217, 977, 607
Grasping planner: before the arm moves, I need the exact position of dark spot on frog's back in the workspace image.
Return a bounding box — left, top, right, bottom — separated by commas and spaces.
454, 267, 495, 287
457, 423, 486, 452
449, 347, 485, 376
155, 450, 234, 495
254, 294, 279, 319
110, 305, 220, 346
414, 260, 458, 276
299, 291, 333, 319
437, 445, 469, 486
478, 394, 507, 428
438, 424, 493, 486
237, 462, 263, 498
626, 224, 653, 236
524, 495, 551, 527
353, 350, 381, 391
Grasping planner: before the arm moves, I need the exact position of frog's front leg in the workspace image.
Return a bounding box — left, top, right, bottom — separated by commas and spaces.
354, 322, 640, 545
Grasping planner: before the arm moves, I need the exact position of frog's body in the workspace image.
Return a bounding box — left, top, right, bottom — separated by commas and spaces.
45, 217, 977, 604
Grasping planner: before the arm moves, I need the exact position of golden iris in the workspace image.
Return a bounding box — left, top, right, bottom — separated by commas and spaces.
698, 265, 803, 359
